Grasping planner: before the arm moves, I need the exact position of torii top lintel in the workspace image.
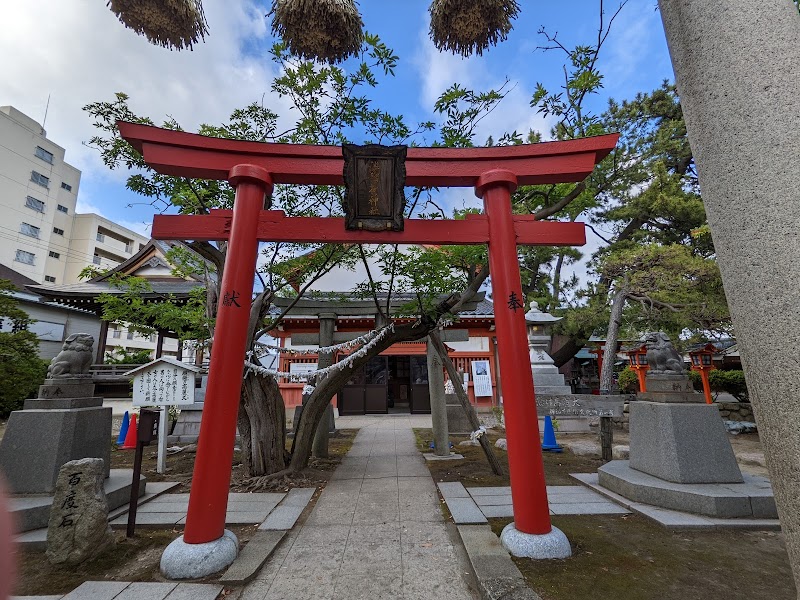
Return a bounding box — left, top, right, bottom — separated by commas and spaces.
117, 121, 618, 188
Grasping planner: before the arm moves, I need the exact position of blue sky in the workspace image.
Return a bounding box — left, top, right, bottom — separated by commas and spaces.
0, 1, 673, 240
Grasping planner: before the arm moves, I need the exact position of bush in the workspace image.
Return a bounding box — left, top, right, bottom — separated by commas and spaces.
687, 369, 703, 391
708, 369, 749, 402
105, 347, 153, 365
0, 331, 47, 418
617, 367, 639, 393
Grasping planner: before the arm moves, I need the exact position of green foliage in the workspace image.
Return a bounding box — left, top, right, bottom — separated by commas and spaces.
617, 367, 639, 394
0, 280, 47, 417
104, 347, 153, 365
708, 369, 749, 402
687, 369, 702, 391
92, 274, 211, 342
600, 243, 729, 338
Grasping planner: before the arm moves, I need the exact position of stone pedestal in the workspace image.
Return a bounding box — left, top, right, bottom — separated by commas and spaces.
0, 378, 111, 495
629, 401, 743, 483
594, 371, 757, 520
638, 373, 702, 403
445, 392, 472, 435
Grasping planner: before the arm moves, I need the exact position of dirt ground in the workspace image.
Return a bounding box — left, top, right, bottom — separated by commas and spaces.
11, 430, 357, 596
491, 515, 795, 600
413, 428, 795, 600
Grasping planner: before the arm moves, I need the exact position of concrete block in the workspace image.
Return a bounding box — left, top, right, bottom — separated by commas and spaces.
61, 581, 130, 600
259, 505, 304, 530
0, 406, 112, 494
479, 505, 515, 518
598, 461, 768, 518
165, 584, 224, 600
457, 524, 542, 599
445, 497, 488, 524
445, 402, 473, 435
549, 502, 628, 515
25, 397, 102, 410
629, 402, 743, 483
38, 379, 96, 399
467, 486, 512, 496
219, 530, 287, 584
282, 487, 316, 507
114, 583, 177, 600
437, 481, 469, 498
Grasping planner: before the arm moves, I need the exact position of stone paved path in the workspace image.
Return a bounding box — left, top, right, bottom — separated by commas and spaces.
241, 415, 478, 600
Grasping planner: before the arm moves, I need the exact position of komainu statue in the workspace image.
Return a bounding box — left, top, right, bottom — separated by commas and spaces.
47, 334, 95, 378
644, 332, 685, 374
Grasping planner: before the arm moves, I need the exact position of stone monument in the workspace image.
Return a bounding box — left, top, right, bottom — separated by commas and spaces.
0, 334, 112, 494
46, 458, 114, 566
598, 332, 775, 518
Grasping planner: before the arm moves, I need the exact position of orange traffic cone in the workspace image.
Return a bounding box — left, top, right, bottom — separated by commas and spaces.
121, 414, 138, 449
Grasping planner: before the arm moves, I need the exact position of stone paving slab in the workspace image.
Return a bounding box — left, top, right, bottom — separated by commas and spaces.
572, 472, 781, 530
241, 419, 478, 599
20, 582, 226, 600
114, 582, 177, 600
445, 497, 489, 524
550, 502, 629, 515
109, 492, 285, 528
457, 525, 542, 600
437, 481, 470, 498
220, 530, 287, 585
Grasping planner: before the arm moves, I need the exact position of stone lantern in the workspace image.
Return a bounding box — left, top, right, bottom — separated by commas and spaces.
524, 302, 571, 395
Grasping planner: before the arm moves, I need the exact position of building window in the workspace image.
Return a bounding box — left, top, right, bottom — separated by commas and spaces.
44, 275, 56, 283
53, 227, 64, 236
96, 232, 105, 242
92, 255, 101, 265
61, 182, 72, 192
25, 196, 45, 212
127, 331, 134, 340
30, 171, 49, 188
57, 204, 68, 214
20, 223, 40, 238
125, 242, 134, 253
14, 250, 35, 265
48, 251, 60, 259
112, 329, 121, 339
35, 146, 54, 164
149, 333, 156, 342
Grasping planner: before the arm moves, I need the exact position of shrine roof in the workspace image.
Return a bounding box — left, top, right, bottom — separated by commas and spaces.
26, 280, 201, 313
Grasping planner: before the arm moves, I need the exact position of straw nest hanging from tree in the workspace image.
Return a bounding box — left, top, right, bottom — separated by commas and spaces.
107, 0, 209, 51
270, 0, 364, 64
429, 0, 520, 57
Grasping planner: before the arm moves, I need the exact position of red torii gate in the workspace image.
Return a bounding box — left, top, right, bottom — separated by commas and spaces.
118, 122, 617, 562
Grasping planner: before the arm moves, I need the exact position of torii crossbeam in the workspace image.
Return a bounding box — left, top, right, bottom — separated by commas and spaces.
118, 121, 618, 570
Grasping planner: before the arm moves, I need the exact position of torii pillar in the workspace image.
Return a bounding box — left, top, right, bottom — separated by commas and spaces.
659, 0, 800, 589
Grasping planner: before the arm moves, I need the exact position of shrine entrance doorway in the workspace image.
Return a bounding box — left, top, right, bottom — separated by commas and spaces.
338, 354, 432, 415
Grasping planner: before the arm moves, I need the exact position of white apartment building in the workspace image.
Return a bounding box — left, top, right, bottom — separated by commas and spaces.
0, 106, 148, 286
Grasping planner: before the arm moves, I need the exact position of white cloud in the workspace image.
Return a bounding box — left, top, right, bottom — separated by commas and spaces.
412, 25, 554, 145
0, 1, 294, 182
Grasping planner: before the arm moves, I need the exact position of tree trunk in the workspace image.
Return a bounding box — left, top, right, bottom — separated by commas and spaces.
599, 286, 628, 394
429, 330, 504, 476
238, 371, 287, 477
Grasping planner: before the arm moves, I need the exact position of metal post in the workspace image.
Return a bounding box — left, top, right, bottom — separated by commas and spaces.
182, 165, 273, 544
477, 169, 552, 536
156, 406, 168, 474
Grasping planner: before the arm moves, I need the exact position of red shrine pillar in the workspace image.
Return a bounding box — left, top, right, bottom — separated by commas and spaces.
477, 169, 552, 536
183, 165, 273, 544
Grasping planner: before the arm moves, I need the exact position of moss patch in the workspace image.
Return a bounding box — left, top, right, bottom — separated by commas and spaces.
414, 428, 604, 486
488, 515, 795, 600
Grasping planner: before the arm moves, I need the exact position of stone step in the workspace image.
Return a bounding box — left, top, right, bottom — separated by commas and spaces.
10, 469, 149, 533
